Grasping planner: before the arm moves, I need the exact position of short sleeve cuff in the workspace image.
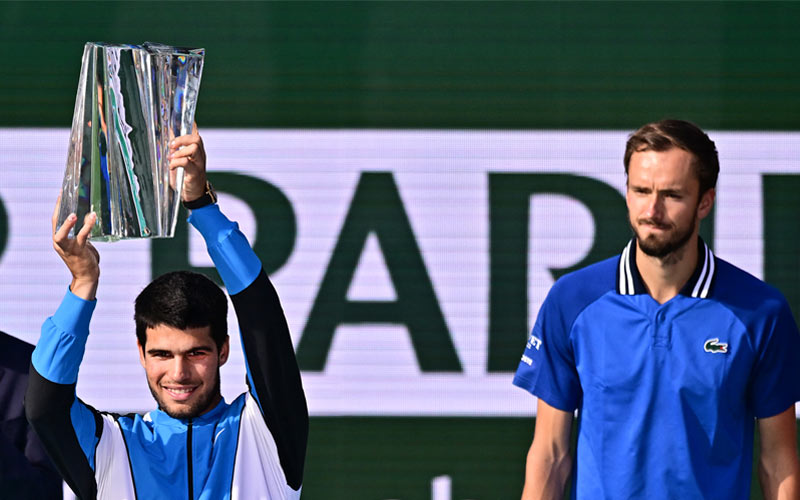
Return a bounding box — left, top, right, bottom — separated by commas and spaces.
753, 394, 800, 419
513, 374, 578, 413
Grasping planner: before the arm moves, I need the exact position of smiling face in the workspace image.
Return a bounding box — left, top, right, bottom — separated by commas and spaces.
626, 147, 714, 259
138, 324, 229, 420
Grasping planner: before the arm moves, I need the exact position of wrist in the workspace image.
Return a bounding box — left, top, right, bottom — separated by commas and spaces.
70, 276, 99, 301
183, 181, 217, 210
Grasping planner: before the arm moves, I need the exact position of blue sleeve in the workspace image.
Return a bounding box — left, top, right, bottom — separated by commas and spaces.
32, 288, 95, 384
28, 289, 104, 497
188, 203, 261, 294
513, 279, 583, 412
189, 203, 265, 408
28, 291, 103, 499
749, 298, 800, 418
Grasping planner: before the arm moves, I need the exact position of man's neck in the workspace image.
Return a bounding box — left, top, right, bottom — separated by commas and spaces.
635, 235, 699, 304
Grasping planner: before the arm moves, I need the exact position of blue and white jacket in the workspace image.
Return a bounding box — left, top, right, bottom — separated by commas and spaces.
26, 205, 308, 499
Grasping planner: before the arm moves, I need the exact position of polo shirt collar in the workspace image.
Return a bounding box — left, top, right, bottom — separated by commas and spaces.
617, 237, 716, 298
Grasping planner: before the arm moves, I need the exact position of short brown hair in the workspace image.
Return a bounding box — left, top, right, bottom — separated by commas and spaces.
134, 271, 228, 350
624, 119, 719, 194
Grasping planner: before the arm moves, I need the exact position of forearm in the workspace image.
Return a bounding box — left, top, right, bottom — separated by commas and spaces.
27, 289, 93, 438
188, 204, 261, 295
759, 455, 800, 500
27, 290, 99, 498
233, 272, 308, 489
31, 289, 95, 386
757, 406, 800, 500
521, 442, 572, 500
521, 399, 574, 500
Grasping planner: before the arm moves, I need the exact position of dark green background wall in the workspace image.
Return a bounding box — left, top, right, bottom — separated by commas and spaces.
2, 2, 798, 498
2, 1, 800, 130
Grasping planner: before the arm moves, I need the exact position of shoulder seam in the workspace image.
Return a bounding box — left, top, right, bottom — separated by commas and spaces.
564, 289, 617, 347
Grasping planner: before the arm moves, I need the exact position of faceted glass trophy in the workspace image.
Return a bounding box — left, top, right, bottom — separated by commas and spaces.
57, 42, 204, 241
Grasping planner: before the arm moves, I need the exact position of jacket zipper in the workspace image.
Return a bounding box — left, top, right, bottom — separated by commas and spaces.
187, 419, 193, 500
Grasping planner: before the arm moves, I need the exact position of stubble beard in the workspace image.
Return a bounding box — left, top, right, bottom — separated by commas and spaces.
631, 212, 697, 261
148, 368, 222, 420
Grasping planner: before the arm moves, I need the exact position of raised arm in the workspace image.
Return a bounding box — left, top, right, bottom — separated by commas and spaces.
521, 398, 574, 500
758, 405, 800, 499
172, 128, 309, 491
25, 206, 104, 498
231, 264, 308, 491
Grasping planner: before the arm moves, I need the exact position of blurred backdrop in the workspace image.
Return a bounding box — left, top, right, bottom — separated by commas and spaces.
1, 2, 799, 499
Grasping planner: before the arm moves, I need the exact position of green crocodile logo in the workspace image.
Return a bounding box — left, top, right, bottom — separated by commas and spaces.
704, 338, 728, 354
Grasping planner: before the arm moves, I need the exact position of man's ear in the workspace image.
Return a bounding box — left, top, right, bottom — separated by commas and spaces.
697, 188, 715, 220
138, 340, 146, 368
218, 336, 230, 366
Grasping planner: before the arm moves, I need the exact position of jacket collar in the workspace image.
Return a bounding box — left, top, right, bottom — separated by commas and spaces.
616, 237, 716, 299
146, 397, 228, 427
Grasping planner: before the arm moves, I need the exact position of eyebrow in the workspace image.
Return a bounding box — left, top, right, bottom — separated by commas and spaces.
629, 184, 685, 194
146, 346, 214, 356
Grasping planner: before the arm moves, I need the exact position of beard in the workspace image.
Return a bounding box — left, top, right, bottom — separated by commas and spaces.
148, 368, 222, 420
631, 212, 697, 260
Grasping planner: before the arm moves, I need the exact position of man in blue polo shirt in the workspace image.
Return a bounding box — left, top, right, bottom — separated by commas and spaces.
514, 119, 800, 499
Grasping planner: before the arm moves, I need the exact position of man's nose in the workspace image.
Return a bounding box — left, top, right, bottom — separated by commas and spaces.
170, 357, 190, 381
643, 193, 664, 219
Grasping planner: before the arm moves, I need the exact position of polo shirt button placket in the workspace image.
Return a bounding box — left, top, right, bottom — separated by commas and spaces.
653, 309, 670, 348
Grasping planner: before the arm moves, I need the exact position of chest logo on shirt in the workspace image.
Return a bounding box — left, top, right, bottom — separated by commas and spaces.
703, 338, 728, 354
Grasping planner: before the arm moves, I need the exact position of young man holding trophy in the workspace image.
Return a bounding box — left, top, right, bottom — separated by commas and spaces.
26, 129, 308, 499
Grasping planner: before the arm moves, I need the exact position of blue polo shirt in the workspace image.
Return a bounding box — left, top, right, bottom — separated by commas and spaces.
513, 239, 800, 499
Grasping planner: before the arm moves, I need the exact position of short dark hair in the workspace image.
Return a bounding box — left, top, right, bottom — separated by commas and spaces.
624, 119, 719, 194
134, 271, 228, 349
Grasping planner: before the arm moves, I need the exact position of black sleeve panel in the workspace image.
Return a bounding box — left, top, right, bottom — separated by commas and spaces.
231, 270, 309, 490
25, 365, 101, 500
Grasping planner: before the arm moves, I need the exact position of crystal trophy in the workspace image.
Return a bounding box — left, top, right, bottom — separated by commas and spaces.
57, 42, 204, 241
